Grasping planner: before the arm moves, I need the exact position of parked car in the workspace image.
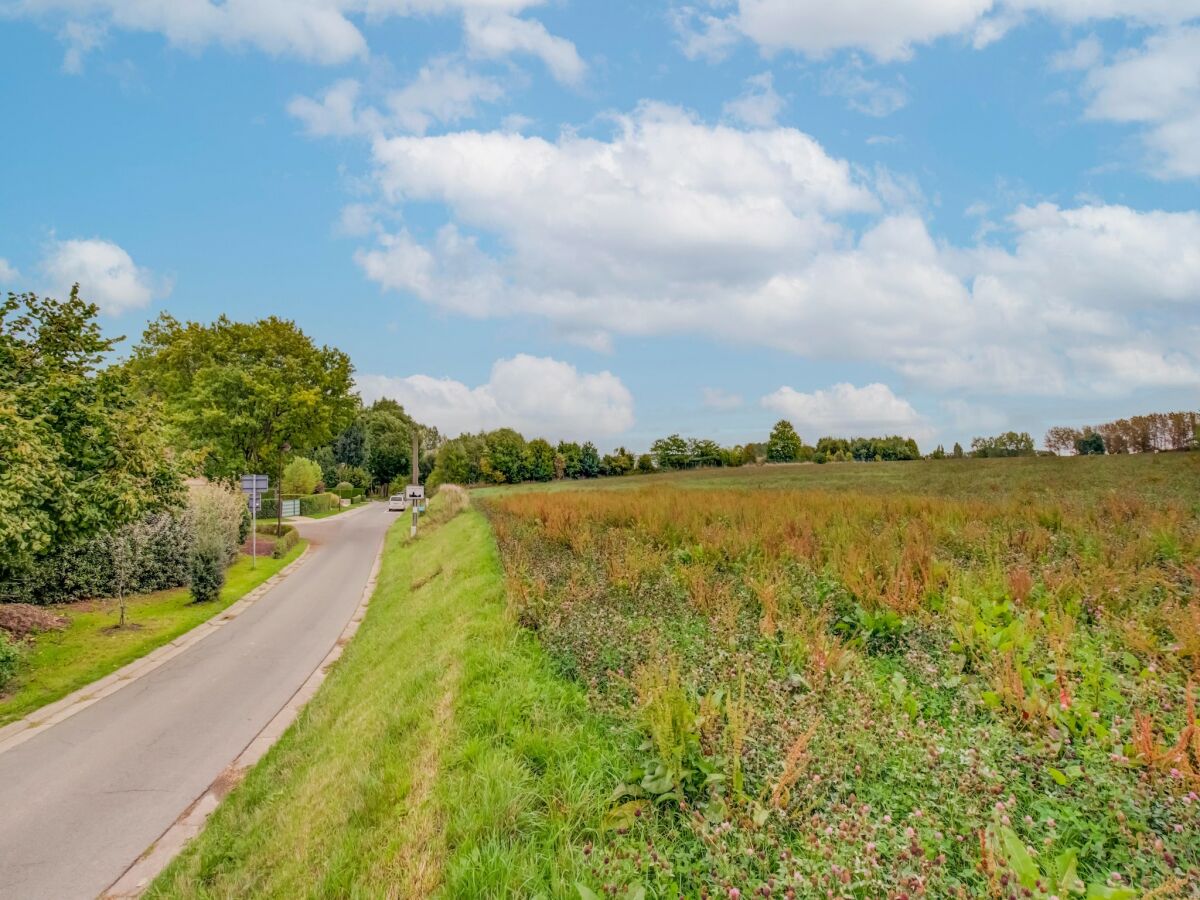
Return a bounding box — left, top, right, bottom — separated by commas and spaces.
388, 494, 408, 512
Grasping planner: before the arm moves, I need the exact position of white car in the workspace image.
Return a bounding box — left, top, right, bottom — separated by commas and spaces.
388, 494, 408, 512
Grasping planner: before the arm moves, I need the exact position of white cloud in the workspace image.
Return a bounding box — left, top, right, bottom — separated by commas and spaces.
463, 11, 585, 84
0, 258, 19, 284
40, 238, 170, 314
701, 387, 744, 410
1081, 26, 1200, 179
723, 72, 785, 127
940, 398, 1007, 433
289, 62, 504, 138
761, 382, 931, 440
356, 354, 634, 441
821, 59, 909, 116
15, 0, 368, 65
678, 1, 1200, 62
58, 19, 105, 73
13, 0, 579, 74
1049, 34, 1102, 72
727, 0, 994, 62
289, 79, 369, 138
387, 59, 505, 133
354, 105, 1200, 400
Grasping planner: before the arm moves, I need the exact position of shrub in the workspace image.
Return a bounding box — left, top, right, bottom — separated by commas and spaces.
0, 510, 193, 606
189, 537, 226, 602
257, 523, 299, 559
299, 492, 341, 516
282, 457, 322, 496
188, 483, 244, 566
0, 632, 20, 691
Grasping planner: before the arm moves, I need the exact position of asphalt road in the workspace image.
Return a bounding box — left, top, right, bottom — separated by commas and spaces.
0, 503, 394, 900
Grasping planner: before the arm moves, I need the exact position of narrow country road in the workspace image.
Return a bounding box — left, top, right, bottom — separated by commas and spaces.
0, 504, 394, 900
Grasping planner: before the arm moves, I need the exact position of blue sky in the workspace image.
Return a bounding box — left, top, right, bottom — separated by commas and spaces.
1, 1, 1198, 452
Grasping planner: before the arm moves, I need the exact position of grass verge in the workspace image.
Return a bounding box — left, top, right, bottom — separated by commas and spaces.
0, 542, 308, 726
147, 506, 631, 898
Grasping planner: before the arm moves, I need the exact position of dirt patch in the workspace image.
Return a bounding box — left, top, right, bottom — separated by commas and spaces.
240, 535, 277, 556
101, 622, 145, 635
210, 765, 247, 800
0, 604, 69, 640
410, 565, 444, 591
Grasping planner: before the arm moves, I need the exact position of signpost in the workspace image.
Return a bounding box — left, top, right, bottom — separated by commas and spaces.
240, 475, 268, 568
410, 432, 421, 538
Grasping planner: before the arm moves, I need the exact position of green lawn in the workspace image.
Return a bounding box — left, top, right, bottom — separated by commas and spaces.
298, 505, 347, 520
0, 542, 307, 726
148, 504, 630, 898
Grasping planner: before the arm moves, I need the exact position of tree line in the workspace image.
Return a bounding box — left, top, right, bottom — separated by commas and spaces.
1, 289, 422, 603
1045, 411, 1199, 456
423, 419, 929, 488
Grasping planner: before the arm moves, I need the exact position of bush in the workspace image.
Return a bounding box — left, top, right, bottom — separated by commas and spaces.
299, 492, 341, 516
188, 483, 244, 566
0, 510, 194, 606
257, 523, 299, 559
189, 538, 226, 603
282, 457, 322, 496
333, 482, 364, 501
0, 632, 20, 691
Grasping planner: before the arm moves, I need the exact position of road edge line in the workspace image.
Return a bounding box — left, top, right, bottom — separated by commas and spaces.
0, 544, 315, 757
101, 525, 390, 898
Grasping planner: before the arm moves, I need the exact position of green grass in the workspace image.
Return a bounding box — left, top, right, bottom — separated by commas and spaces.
0, 542, 307, 727
473, 450, 1200, 508
298, 505, 347, 519
148, 505, 628, 899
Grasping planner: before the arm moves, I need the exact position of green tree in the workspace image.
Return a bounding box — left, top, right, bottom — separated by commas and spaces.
525, 438, 556, 482
1, 289, 184, 584
364, 411, 411, 492
127, 314, 358, 485
557, 441, 583, 478
651, 434, 690, 469
601, 447, 635, 476
311, 445, 338, 487
767, 420, 804, 462
971, 431, 1036, 458
579, 442, 601, 478
334, 462, 370, 490
688, 438, 723, 468
282, 457, 322, 495
636, 453, 655, 473
1074, 431, 1106, 456
333, 420, 366, 467
484, 429, 527, 484
428, 437, 476, 489
952, 442, 965, 458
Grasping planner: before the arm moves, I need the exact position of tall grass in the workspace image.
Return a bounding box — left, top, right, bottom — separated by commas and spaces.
483, 459, 1200, 896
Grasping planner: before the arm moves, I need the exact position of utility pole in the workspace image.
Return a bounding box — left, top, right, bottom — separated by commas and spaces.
410, 430, 420, 538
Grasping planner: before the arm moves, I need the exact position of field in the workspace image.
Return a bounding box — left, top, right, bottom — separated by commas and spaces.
147, 456, 1200, 899
485, 455, 1200, 897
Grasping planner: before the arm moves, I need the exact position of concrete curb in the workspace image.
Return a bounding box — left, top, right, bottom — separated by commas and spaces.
0, 544, 316, 758
101, 528, 389, 898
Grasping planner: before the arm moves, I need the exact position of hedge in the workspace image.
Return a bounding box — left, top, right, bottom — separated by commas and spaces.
0, 510, 194, 606
256, 523, 299, 558
0, 632, 20, 691
259, 492, 341, 518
